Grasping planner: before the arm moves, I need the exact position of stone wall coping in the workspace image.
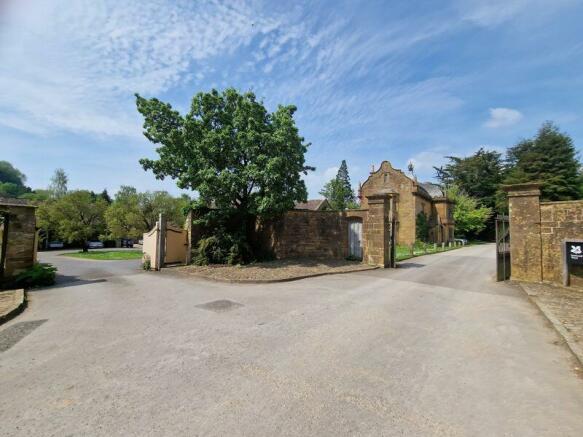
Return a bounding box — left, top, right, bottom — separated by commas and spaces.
0, 198, 37, 208
502, 183, 542, 195
540, 200, 583, 206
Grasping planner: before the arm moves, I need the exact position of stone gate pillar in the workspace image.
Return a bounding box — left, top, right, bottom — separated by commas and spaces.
504, 183, 542, 282
364, 193, 392, 267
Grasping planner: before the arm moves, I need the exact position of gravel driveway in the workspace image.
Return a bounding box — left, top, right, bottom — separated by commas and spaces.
1, 245, 582, 436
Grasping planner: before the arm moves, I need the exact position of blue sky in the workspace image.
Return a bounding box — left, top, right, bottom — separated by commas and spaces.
1, 0, 582, 198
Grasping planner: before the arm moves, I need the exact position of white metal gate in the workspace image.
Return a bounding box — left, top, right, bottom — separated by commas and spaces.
348, 220, 363, 260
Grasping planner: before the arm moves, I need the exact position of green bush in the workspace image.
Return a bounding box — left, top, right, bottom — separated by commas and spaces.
193, 233, 252, 265
142, 256, 151, 271
14, 263, 57, 288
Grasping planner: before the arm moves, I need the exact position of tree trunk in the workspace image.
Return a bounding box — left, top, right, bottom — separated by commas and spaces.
82, 241, 88, 252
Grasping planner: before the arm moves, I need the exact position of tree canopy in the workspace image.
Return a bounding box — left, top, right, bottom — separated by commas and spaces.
0, 161, 30, 198
105, 186, 188, 239
37, 191, 108, 251
48, 168, 68, 199
504, 122, 581, 201
434, 148, 504, 210
319, 160, 358, 210
136, 88, 313, 263
447, 185, 492, 238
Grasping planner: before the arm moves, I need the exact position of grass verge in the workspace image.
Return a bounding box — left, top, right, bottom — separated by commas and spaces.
396, 241, 485, 262
62, 250, 142, 260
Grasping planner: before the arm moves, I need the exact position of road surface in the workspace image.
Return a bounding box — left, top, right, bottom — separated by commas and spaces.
1, 245, 582, 436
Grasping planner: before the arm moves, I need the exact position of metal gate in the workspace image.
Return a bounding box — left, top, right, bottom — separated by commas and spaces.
348, 220, 362, 260
495, 214, 511, 281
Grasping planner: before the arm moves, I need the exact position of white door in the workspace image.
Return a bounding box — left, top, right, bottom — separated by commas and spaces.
348, 221, 363, 259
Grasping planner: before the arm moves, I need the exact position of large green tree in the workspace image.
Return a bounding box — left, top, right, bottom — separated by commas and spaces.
105, 186, 188, 239
0, 161, 30, 198
447, 185, 492, 238
136, 88, 313, 262
505, 122, 581, 201
319, 160, 358, 210
434, 148, 504, 210
48, 168, 68, 199
38, 191, 108, 251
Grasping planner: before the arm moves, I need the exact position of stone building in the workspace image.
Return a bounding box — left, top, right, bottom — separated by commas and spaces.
0, 198, 37, 283
359, 161, 455, 245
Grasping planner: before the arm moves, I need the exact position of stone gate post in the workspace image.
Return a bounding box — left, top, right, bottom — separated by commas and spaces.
504, 183, 543, 282
364, 193, 392, 267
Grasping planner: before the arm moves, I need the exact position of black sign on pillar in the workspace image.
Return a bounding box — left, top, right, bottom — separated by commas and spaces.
567, 242, 583, 265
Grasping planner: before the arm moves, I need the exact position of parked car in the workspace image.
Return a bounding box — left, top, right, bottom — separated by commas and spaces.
454, 238, 468, 245
121, 238, 134, 248
87, 240, 104, 249
47, 241, 64, 249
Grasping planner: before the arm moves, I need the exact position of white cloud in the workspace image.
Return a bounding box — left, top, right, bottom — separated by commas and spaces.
457, 0, 576, 27
457, 0, 529, 26
0, 0, 284, 137
484, 107, 524, 128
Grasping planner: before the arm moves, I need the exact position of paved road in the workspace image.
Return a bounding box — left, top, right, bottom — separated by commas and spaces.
1, 245, 582, 436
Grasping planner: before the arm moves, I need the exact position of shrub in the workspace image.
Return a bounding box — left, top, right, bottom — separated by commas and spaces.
193, 233, 252, 265
142, 255, 151, 271
14, 263, 57, 288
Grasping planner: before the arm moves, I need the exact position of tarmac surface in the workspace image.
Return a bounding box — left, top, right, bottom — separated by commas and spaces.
1, 245, 582, 436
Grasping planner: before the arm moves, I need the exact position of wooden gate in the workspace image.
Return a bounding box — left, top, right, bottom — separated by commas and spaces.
495, 214, 511, 281
348, 220, 363, 260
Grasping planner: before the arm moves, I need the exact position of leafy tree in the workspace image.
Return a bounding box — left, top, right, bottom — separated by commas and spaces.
0, 161, 30, 198
136, 88, 313, 263
19, 189, 51, 203
0, 161, 26, 185
447, 185, 492, 238
320, 160, 357, 210
434, 148, 504, 210
38, 191, 108, 251
48, 168, 68, 199
99, 189, 112, 204
105, 186, 188, 239
504, 122, 581, 201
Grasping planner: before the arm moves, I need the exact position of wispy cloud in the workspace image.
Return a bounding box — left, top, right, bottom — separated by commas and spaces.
0, 0, 285, 136
485, 108, 524, 128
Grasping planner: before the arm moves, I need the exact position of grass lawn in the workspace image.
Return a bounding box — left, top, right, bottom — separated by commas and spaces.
395, 241, 483, 262
62, 250, 142, 260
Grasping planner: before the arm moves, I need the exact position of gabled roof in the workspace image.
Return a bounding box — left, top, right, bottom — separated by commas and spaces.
294, 199, 331, 211
419, 182, 446, 199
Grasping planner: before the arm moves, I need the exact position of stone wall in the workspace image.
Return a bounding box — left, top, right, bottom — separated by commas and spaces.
190, 196, 392, 268
255, 210, 350, 259
0, 199, 37, 280
540, 200, 583, 286
505, 184, 583, 287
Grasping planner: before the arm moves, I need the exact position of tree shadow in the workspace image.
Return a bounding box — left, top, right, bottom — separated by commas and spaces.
243, 257, 363, 269
397, 262, 426, 269
27, 275, 107, 292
